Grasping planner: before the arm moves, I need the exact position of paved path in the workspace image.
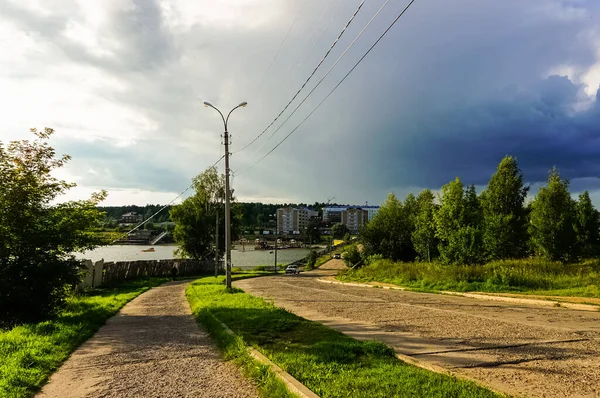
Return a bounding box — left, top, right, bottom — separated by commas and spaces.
235, 261, 600, 398
37, 281, 258, 398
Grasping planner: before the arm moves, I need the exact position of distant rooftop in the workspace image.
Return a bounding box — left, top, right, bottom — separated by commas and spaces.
324, 205, 380, 209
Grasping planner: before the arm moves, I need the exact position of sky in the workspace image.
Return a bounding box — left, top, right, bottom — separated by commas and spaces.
1, 0, 600, 207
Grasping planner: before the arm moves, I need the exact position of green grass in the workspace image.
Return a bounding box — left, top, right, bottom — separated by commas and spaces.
339, 258, 600, 298
187, 275, 296, 398
314, 252, 333, 268
186, 276, 500, 398
0, 277, 169, 398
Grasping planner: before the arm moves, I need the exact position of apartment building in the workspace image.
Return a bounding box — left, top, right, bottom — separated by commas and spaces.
341, 208, 369, 232
276, 207, 318, 234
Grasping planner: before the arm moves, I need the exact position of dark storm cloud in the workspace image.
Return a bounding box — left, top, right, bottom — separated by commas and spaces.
2, 0, 600, 205
372, 76, 600, 188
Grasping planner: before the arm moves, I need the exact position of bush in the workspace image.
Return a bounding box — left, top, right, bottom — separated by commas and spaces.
341, 257, 600, 294
305, 250, 318, 270
343, 245, 362, 267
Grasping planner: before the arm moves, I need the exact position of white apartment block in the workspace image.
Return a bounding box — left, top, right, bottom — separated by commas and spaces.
276, 207, 318, 234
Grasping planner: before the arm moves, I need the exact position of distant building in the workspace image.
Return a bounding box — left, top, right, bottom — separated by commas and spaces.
365, 206, 380, 221
121, 212, 143, 224
276, 207, 318, 234
323, 205, 380, 224
341, 208, 369, 232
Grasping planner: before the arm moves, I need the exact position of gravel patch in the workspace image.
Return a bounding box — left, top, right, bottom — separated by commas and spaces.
37, 281, 258, 398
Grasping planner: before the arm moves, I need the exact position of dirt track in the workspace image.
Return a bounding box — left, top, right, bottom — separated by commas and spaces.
37, 281, 257, 398
234, 260, 600, 398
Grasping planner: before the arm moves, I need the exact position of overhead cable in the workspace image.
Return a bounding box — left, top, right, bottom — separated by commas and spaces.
236, 0, 417, 175
235, 0, 395, 172
234, 0, 367, 155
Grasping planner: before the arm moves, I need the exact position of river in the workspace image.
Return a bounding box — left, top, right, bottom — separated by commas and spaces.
76, 244, 312, 269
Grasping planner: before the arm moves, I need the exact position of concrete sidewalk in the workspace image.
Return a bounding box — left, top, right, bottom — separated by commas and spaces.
37, 281, 258, 398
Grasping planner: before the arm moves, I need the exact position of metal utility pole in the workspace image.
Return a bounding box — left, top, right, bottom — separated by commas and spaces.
215, 212, 219, 277
274, 234, 278, 273
204, 101, 247, 289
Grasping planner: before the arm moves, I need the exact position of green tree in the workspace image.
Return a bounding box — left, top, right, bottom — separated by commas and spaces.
434, 178, 483, 264
574, 190, 600, 258
331, 223, 350, 239
411, 189, 438, 261
480, 156, 529, 260
305, 249, 318, 269
343, 245, 362, 267
529, 167, 577, 262
305, 218, 321, 244
0, 128, 107, 326
360, 193, 416, 261
170, 167, 241, 260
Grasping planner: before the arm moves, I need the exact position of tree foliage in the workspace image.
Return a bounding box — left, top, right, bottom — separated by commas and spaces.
362, 158, 599, 266
574, 191, 600, 258
331, 223, 350, 239
0, 128, 106, 326
411, 189, 438, 262
528, 167, 578, 262
170, 167, 241, 261
480, 156, 529, 260
433, 178, 484, 264
361, 193, 416, 261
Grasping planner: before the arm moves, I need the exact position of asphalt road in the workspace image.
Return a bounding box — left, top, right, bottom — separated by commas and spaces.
234, 260, 600, 398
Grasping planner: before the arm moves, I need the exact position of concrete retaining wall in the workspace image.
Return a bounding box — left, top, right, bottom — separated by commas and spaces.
80, 258, 219, 287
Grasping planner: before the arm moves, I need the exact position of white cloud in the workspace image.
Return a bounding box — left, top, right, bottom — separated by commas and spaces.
2, 0, 600, 207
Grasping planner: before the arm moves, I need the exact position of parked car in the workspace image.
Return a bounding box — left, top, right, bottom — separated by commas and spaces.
285, 265, 300, 274
333, 253, 341, 259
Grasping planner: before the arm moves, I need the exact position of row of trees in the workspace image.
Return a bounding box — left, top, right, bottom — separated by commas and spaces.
362, 156, 600, 264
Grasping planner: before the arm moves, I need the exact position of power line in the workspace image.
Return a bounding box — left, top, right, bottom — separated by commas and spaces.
235, 0, 395, 172
240, 0, 342, 135
237, 0, 417, 175
234, 0, 367, 155
236, 0, 334, 143
110, 154, 225, 244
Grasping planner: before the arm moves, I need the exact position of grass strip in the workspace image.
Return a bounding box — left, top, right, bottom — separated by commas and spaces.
187, 274, 296, 398
186, 275, 500, 398
0, 277, 169, 398
339, 258, 600, 298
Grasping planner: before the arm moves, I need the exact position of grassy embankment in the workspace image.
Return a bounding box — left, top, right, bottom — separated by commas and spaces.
0, 277, 169, 398
339, 258, 600, 298
186, 275, 500, 398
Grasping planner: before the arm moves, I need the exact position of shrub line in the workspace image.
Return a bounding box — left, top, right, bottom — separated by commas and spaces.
207, 308, 320, 398
323, 277, 600, 312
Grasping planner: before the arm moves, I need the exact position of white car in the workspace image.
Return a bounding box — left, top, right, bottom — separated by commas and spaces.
285, 265, 300, 274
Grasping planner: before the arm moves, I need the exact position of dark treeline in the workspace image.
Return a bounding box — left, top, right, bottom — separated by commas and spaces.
361, 156, 600, 264
100, 202, 340, 230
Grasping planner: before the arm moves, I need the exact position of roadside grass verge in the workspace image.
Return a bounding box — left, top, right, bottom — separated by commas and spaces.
186, 276, 500, 398
0, 277, 169, 398
314, 252, 333, 268
339, 258, 600, 298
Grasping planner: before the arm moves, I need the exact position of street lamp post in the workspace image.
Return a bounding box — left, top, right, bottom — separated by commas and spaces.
204, 101, 247, 289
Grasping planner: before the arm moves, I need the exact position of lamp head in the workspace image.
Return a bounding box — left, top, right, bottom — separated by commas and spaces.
239, 101, 248, 107
203, 101, 213, 107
